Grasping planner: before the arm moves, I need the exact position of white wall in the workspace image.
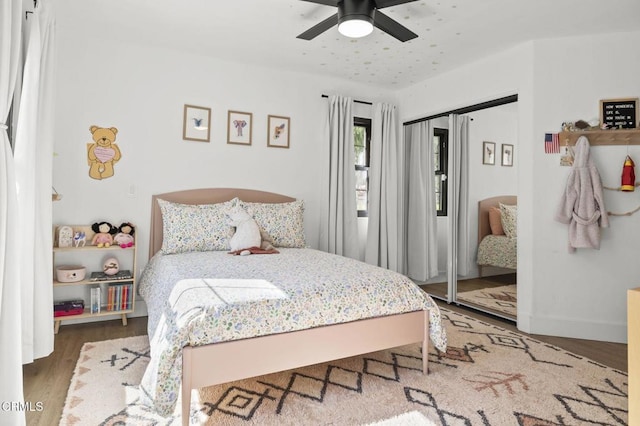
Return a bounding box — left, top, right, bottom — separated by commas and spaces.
397, 31, 640, 343
52, 8, 395, 317
528, 32, 640, 343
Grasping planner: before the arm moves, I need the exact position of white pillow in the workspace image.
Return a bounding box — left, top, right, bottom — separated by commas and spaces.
238, 199, 306, 248
158, 198, 237, 254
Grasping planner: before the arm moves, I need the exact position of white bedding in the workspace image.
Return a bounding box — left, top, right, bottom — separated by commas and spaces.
137, 248, 447, 416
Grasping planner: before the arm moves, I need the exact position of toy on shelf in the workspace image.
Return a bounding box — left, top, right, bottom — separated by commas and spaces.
113, 222, 135, 248
102, 257, 120, 276
91, 221, 117, 248
73, 231, 86, 247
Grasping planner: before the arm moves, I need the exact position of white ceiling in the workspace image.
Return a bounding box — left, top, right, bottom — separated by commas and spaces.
60, 0, 640, 89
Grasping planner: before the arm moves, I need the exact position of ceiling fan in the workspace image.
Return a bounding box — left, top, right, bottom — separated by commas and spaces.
297, 0, 419, 42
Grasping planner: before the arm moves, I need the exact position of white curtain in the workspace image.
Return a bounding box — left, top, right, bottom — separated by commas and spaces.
0, 0, 25, 424
14, 0, 55, 363
404, 120, 439, 281
319, 95, 359, 259
449, 114, 471, 276
365, 102, 404, 273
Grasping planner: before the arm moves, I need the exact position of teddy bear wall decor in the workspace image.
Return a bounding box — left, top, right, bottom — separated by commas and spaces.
91, 221, 117, 248
87, 125, 121, 180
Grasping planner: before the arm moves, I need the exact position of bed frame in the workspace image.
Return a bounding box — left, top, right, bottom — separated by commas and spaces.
477, 195, 517, 277
148, 188, 430, 425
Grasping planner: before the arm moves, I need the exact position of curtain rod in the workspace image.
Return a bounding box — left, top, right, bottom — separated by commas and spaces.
403, 94, 518, 126
321, 94, 373, 106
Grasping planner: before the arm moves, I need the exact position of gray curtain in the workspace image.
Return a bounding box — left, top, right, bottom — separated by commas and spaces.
319, 95, 359, 259
449, 114, 471, 277
404, 120, 439, 281
365, 103, 404, 272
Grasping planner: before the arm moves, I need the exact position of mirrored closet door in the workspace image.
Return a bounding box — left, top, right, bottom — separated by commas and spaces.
453, 102, 518, 321
405, 97, 518, 321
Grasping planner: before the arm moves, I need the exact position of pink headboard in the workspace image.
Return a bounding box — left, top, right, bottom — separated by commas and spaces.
478, 195, 517, 243
149, 188, 296, 259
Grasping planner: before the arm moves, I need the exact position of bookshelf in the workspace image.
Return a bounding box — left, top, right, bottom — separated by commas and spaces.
52, 225, 137, 334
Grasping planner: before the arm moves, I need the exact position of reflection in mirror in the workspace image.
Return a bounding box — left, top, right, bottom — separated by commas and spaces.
455, 103, 518, 321
409, 117, 453, 302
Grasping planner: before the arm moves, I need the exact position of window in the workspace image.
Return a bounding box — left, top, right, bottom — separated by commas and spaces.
434, 128, 448, 216
354, 117, 371, 217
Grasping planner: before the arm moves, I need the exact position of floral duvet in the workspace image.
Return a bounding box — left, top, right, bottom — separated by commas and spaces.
477, 234, 517, 270
137, 248, 447, 416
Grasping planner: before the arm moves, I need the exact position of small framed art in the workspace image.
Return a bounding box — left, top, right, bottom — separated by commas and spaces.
227, 110, 253, 145
267, 115, 290, 148
482, 141, 495, 165
182, 104, 211, 142
501, 144, 514, 166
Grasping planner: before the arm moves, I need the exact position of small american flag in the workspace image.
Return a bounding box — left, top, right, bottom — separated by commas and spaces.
544, 133, 560, 154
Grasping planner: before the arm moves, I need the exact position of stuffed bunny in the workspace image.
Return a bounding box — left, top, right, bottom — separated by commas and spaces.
228, 207, 261, 253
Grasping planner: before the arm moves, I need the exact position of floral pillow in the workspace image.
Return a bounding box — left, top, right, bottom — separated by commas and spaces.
158, 198, 237, 254
499, 203, 517, 239
238, 199, 306, 248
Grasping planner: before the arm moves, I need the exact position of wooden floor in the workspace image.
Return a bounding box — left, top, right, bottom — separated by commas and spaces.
422, 273, 517, 319
22, 306, 627, 425
22, 317, 148, 426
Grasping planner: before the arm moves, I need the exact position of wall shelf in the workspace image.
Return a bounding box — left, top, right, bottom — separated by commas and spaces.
560, 129, 640, 146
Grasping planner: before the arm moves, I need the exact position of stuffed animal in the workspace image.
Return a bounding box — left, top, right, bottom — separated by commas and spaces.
87, 125, 121, 180
113, 222, 135, 248
73, 231, 86, 247
228, 207, 261, 253
91, 221, 117, 248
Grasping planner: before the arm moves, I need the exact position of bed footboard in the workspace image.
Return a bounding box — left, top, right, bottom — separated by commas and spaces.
181, 310, 429, 425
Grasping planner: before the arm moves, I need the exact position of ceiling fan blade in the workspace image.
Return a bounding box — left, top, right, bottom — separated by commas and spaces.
373, 10, 418, 42
374, 0, 418, 9
297, 13, 339, 40
299, 0, 339, 6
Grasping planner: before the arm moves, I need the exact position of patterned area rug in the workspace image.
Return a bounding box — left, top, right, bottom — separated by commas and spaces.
457, 284, 517, 317
60, 308, 628, 425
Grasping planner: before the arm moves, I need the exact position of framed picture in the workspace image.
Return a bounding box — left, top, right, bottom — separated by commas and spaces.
227, 111, 253, 145
482, 141, 495, 165
182, 104, 211, 142
501, 144, 514, 166
267, 115, 290, 148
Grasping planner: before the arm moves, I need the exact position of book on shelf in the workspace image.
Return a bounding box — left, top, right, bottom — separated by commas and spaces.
90, 287, 101, 314
89, 270, 132, 281
106, 282, 133, 312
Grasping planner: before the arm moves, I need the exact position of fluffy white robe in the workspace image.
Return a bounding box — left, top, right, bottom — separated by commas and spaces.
555, 136, 609, 252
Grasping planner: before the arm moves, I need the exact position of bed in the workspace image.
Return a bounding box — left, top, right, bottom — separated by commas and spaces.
476, 195, 517, 276
138, 188, 447, 424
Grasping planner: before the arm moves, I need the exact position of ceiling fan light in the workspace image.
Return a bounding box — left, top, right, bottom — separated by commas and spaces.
338, 18, 373, 38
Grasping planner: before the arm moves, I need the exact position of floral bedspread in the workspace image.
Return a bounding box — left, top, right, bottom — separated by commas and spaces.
137, 248, 447, 417
477, 234, 517, 270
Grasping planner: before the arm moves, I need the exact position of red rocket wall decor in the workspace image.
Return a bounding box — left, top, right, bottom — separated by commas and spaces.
621, 155, 635, 192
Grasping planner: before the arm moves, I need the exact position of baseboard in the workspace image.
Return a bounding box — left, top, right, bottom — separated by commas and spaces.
526, 313, 627, 344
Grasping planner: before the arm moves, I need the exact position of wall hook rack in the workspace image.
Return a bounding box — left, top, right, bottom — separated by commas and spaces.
560, 129, 640, 146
